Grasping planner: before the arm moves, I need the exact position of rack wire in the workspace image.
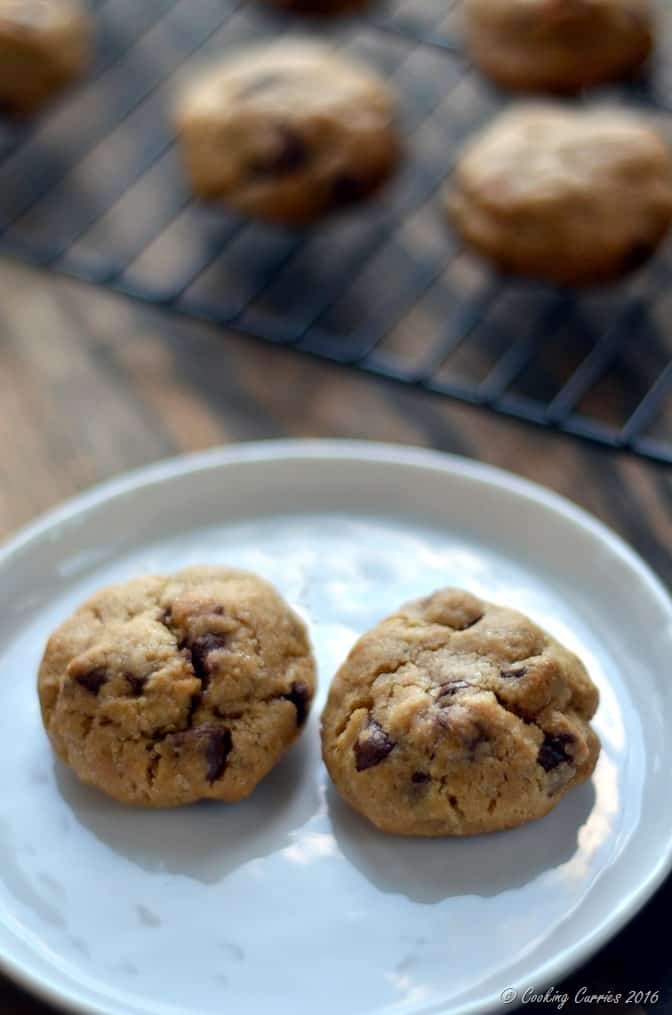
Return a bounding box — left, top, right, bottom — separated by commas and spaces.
1, 0, 672, 464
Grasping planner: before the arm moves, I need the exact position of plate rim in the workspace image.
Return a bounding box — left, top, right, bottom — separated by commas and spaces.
1, 437, 671, 1015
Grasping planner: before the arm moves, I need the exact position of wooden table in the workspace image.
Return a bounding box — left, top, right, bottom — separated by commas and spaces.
1, 257, 670, 1014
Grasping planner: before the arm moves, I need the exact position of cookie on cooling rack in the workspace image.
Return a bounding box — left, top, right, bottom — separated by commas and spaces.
321, 588, 600, 836
445, 105, 672, 285
174, 40, 400, 225
0, 0, 91, 116
464, 0, 653, 93
38, 567, 316, 807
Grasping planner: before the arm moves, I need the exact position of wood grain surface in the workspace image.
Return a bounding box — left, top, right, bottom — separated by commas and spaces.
0, 258, 670, 1015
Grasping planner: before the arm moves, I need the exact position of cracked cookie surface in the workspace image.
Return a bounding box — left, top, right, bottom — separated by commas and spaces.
0, 0, 90, 116
321, 588, 600, 835
38, 567, 316, 807
464, 0, 653, 93
446, 105, 672, 285
174, 40, 400, 224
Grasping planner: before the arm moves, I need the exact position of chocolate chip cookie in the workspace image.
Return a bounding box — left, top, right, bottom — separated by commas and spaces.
321, 589, 600, 835
174, 40, 400, 224
0, 0, 91, 116
445, 105, 672, 284
464, 0, 653, 93
38, 567, 317, 807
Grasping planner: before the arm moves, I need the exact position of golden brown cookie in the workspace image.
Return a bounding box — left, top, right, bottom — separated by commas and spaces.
174, 40, 400, 224
445, 105, 672, 285
0, 0, 91, 116
38, 567, 317, 807
464, 0, 653, 93
321, 588, 600, 836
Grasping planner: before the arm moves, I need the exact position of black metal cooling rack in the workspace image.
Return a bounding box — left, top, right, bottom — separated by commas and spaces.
1, 0, 672, 463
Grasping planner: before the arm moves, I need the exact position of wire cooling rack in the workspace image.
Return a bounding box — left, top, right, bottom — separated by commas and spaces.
1, 0, 672, 463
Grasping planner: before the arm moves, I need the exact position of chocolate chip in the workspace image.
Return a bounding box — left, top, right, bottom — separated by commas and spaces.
500, 666, 528, 680
205, 728, 233, 783
282, 681, 311, 727
251, 127, 309, 178
74, 668, 107, 695
411, 771, 430, 784
538, 733, 574, 772
455, 613, 484, 631
187, 692, 202, 724
330, 173, 367, 208
437, 680, 472, 699
185, 633, 230, 688
126, 674, 146, 697
170, 726, 233, 782
620, 239, 656, 273
354, 719, 396, 771
470, 727, 489, 752
437, 709, 488, 753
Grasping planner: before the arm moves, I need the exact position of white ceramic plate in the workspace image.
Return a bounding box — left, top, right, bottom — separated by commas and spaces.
1, 440, 671, 1015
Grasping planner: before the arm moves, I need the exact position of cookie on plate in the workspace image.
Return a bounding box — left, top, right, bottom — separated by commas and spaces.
445, 105, 672, 284
321, 588, 600, 836
0, 0, 91, 116
38, 567, 316, 807
174, 40, 400, 224
464, 0, 653, 93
